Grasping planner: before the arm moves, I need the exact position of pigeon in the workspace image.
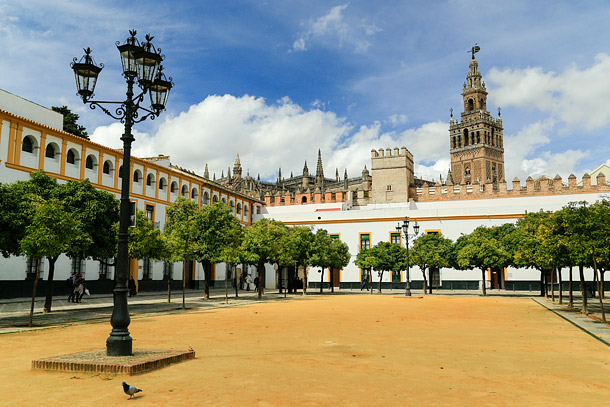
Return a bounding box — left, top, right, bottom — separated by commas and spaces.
122, 382, 142, 399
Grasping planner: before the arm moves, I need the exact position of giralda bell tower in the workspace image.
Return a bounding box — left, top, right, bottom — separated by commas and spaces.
449, 45, 505, 185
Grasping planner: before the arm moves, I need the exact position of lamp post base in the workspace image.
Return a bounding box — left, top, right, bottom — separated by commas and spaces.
106, 331, 133, 356
405, 282, 412, 297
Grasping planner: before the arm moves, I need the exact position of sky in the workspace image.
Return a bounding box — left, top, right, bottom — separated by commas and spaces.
2, 0, 610, 183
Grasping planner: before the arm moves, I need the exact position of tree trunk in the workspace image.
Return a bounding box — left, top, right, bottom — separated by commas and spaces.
601, 269, 605, 300
428, 269, 433, 295
481, 268, 487, 296
558, 267, 563, 304
330, 267, 335, 293
579, 265, 587, 314
167, 273, 171, 303
257, 260, 265, 299
234, 265, 239, 298
378, 270, 383, 293
369, 269, 373, 295
302, 265, 308, 296
550, 268, 555, 302
421, 267, 428, 296
43, 256, 58, 313
182, 259, 186, 310
29, 258, 42, 327
568, 266, 574, 308
540, 271, 545, 297
593, 253, 606, 322
225, 264, 229, 305
592, 266, 598, 298
203, 261, 211, 300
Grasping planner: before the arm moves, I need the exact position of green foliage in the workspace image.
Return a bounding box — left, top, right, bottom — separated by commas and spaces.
56, 178, 119, 260
411, 233, 454, 271
457, 226, 511, 271
129, 210, 167, 260
354, 248, 377, 270
195, 202, 243, 265
164, 197, 200, 262
368, 241, 407, 273
52, 106, 88, 139
241, 218, 289, 266
20, 198, 91, 259
309, 229, 332, 269
329, 239, 351, 270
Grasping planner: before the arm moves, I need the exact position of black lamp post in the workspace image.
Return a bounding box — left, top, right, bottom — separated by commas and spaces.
396, 217, 419, 296
71, 30, 173, 356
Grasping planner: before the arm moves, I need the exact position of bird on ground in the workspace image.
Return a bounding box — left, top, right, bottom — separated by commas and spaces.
122, 382, 142, 399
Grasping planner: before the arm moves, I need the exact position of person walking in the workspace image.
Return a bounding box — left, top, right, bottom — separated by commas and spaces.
254, 276, 259, 293
67, 272, 77, 302
128, 277, 137, 297
360, 277, 369, 291
245, 274, 252, 291
73, 273, 84, 303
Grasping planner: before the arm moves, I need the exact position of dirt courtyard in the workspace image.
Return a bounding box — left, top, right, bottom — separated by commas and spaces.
1, 295, 609, 406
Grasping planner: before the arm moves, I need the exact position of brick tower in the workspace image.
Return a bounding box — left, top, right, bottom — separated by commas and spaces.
449, 48, 505, 185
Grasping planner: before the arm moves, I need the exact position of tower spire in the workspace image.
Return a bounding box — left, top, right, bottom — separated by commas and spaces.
316, 149, 324, 188
204, 163, 209, 179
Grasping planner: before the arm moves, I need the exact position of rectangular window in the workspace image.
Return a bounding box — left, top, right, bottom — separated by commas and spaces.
360, 233, 370, 250
26, 257, 41, 280
99, 259, 109, 280
71, 256, 84, 276
386, 185, 392, 191
329, 234, 340, 240
145, 204, 154, 221
390, 232, 400, 244
143, 258, 152, 280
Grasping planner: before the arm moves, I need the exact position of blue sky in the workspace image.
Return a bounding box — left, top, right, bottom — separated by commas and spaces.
2, 0, 610, 183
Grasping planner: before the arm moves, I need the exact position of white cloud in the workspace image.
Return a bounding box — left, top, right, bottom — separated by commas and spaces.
292, 4, 380, 53
387, 114, 408, 127
488, 53, 610, 131
503, 120, 588, 180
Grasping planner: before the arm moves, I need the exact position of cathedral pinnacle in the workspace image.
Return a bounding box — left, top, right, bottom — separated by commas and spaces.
204, 163, 209, 179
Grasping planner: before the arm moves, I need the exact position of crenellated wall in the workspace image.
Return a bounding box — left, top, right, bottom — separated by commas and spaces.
411, 173, 610, 201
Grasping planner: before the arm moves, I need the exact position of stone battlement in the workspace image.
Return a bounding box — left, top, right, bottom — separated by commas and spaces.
371, 147, 413, 161
412, 173, 610, 201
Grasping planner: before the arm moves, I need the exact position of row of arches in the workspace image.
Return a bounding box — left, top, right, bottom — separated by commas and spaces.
22, 136, 251, 220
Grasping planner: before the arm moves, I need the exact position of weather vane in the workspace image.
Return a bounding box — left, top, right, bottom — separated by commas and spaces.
450, 107, 453, 119
469, 43, 480, 59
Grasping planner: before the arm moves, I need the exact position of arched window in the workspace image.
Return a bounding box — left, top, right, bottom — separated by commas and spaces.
22, 136, 34, 153
463, 129, 468, 147
85, 155, 94, 169
213, 195, 219, 203
45, 143, 55, 158
236, 202, 242, 215
181, 185, 188, 197
118, 165, 123, 178
230, 200, 235, 213
133, 170, 141, 183
67, 149, 76, 164
467, 99, 474, 111
302, 196, 308, 204
103, 160, 112, 174
170, 181, 178, 193
244, 204, 249, 218
222, 196, 227, 204
146, 173, 154, 186
159, 178, 166, 190
202, 191, 210, 205
191, 188, 198, 199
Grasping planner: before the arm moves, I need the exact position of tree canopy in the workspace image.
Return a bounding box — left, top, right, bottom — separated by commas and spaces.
52, 106, 88, 139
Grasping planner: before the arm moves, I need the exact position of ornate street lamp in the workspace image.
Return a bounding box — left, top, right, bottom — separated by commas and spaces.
397, 217, 419, 296
71, 30, 173, 356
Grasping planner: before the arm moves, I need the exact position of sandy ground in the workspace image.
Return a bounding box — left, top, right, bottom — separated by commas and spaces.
1, 295, 609, 407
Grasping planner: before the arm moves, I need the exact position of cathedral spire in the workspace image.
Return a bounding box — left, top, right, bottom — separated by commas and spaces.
315, 149, 324, 188
204, 163, 209, 179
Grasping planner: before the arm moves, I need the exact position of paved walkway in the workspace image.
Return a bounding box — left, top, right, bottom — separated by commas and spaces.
2, 288, 609, 346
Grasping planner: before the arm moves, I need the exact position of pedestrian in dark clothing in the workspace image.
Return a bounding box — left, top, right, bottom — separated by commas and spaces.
360, 277, 369, 291
239, 273, 244, 290
67, 272, 77, 302
254, 276, 259, 293
128, 277, 137, 297
73, 274, 84, 302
